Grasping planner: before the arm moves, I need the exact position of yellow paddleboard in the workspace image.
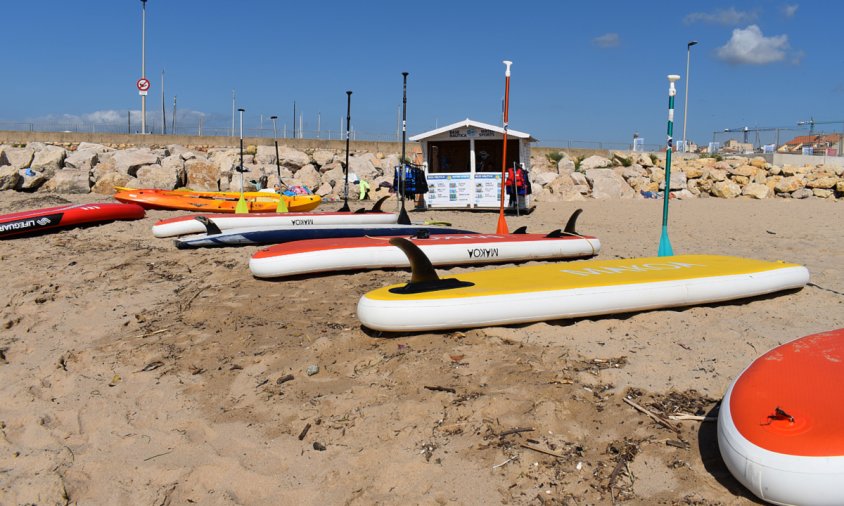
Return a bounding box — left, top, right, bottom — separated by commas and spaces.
357, 242, 809, 331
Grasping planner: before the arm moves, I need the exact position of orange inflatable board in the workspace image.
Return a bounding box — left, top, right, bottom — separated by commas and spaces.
114, 188, 321, 213
718, 328, 844, 505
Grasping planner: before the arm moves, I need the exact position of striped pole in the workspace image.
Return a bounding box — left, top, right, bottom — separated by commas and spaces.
658, 74, 681, 256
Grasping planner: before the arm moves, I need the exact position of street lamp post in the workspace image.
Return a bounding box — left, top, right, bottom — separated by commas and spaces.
682, 40, 698, 153
140, 0, 147, 135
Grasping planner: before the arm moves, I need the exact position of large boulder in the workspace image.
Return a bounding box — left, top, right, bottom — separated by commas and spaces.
0, 165, 21, 190
76, 142, 113, 153
320, 166, 346, 189
30, 145, 66, 176
711, 180, 742, 198
208, 149, 239, 173
15, 169, 47, 191
659, 170, 687, 191
135, 164, 179, 189
533, 171, 559, 187
312, 149, 336, 167
277, 146, 310, 169
64, 149, 99, 171
584, 168, 635, 200
4, 146, 35, 170
111, 149, 160, 176
347, 154, 379, 181
293, 164, 321, 189
791, 188, 813, 199
703, 167, 727, 182
579, 155, 613, 170
44, 170, 91, 193
0, 146, 9, 167
806, 175, 839, 189
92, 171, 132, 194
774, 176, 805, 193
557, 157, 576, 174
185, 159, 220, 191
547, 173, 586, 201
255, 145, 277, 165
728, 164, 756, 177
742, 182, 770, 199
681, 165, 705, 179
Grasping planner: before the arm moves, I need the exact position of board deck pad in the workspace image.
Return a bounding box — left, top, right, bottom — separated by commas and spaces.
357, 253, 810, 331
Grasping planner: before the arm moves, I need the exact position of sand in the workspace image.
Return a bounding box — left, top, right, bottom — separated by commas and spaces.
0, 192, 842, 505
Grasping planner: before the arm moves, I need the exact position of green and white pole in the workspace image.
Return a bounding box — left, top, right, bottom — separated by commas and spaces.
658, 74, 681, 257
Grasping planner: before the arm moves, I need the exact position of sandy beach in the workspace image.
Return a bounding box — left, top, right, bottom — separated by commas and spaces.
1, 192, 842, 505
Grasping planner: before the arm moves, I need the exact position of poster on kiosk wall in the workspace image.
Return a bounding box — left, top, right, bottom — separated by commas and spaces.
474, 172, 504, 207
426, 174, 472, 207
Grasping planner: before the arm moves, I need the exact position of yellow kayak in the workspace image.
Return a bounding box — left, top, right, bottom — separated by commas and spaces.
114, 187, 321, 213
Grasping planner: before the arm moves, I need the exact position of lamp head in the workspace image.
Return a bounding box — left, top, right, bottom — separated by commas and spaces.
503, 60, 513, 76
402, 72, 409, 78
667, 74, 681, 83
688, 40, 699, 48
270, 115, 277, 120
237, 108, 245, 112
346, 90, 352, 96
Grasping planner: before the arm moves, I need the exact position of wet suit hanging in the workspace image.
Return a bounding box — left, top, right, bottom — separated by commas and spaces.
394, 164, 425, 199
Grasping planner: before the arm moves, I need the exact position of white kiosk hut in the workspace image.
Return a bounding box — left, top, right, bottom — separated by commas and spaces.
410, 118, 536, 209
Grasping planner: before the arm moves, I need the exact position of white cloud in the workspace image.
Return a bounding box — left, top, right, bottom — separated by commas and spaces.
684, 7, 757, 25
716, 25, 790, 65
593, 33, 620, 48
783, 4, 799, 17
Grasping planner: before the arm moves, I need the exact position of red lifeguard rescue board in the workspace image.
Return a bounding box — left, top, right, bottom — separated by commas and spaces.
0, 202, 145, 238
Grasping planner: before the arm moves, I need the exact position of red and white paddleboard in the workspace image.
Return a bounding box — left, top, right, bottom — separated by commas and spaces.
250, 229, 600, 278
718, 328, 844, 506
0, 202, 145, 238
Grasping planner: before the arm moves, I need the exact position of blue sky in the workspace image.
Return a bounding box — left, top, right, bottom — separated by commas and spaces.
1, 1, 841, 147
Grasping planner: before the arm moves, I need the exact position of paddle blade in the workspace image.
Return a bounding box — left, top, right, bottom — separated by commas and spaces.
658, 226, 674, 257
235, 194, 249, 214
496, 213, 508, 234
275, 196, 288, 213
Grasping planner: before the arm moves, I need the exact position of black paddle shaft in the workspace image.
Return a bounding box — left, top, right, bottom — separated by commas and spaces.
397, 72, 411, 225
339, 91, 352, 212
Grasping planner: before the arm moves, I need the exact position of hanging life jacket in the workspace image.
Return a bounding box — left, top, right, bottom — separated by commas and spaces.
505, 166, 527, 195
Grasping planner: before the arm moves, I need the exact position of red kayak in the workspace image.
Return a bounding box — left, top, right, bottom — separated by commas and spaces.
0, 202, 145, 238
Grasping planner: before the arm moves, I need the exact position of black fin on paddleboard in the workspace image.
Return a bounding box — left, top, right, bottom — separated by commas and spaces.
545, 229, 562, 238
370, 196, 389, 213
388, 238, 474, 294
195, 216, 222, 236
512, 226, 527, 234
564, 208, 583, 235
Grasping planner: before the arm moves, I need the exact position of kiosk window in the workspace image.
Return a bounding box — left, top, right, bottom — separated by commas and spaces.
475, 139, 520, 172
429, 141, 470, 173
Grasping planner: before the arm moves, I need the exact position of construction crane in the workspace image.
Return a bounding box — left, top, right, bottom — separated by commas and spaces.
720, 126, 788, 148
797, 117, 844, 134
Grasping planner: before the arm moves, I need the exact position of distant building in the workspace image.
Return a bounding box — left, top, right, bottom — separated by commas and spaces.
721, 139, 754, 154
778, 133, 843, 155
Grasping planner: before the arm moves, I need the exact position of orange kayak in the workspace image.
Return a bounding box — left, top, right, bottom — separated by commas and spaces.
114, 188, 321, 213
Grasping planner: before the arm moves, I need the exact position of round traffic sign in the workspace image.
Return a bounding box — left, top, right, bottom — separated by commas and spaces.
136, 78, 150, 91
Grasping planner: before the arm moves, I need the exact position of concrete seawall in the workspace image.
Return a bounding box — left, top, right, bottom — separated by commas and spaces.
0, 130, 614, 159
